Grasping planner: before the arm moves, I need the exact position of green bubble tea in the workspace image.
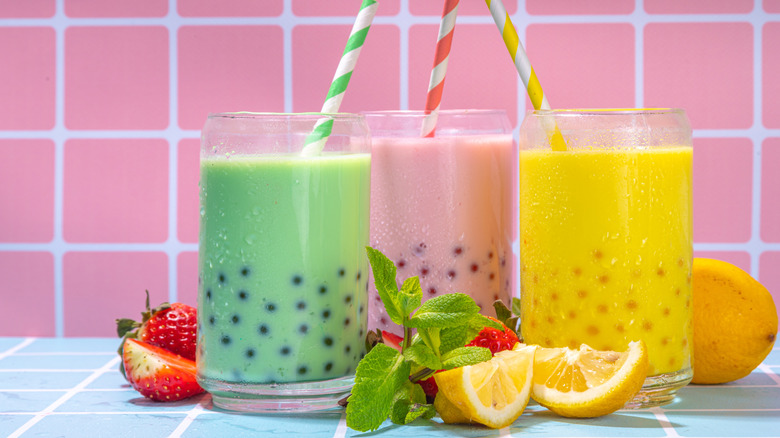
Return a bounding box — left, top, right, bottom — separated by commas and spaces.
196, 113, 371, 412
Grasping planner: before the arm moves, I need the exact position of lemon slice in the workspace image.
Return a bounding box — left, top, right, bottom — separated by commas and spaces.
529, 340, 648, 418
433, 344, 536, 428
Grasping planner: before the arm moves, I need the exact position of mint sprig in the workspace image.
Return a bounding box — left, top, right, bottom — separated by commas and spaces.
346, 246, 497, 432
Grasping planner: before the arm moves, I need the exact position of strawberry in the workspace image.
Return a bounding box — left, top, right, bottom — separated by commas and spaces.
465, 317, 519, 354
122, 338, 204, 402
381, 330, 404, 352
116, 290, 197, 362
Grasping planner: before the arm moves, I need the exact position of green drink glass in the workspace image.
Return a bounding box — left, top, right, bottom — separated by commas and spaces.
197, 113, 371, 412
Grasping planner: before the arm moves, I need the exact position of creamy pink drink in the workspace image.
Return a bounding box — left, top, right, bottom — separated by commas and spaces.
364, 110, 515, 333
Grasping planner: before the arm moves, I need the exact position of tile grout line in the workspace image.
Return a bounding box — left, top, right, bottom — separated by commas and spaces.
0, 338, 36, 361
757, 364, 780, 386
7, 355, 120, 438
166, 394, 208, 438
332, 410, 348, 438
648, 407, 681, 438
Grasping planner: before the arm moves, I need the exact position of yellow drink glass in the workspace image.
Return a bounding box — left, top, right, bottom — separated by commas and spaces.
518, 109, 693, 408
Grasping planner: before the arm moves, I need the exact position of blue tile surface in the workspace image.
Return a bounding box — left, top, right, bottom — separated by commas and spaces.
1, 338, 779, 438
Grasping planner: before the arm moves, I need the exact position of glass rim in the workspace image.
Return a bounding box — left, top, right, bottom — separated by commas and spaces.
361, 109, 508, 117
206, 111, 364, 120
530, 108, 685, 116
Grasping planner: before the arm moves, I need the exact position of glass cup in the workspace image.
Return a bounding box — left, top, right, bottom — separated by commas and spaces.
363, 110, 516, 332
197, 112, 371, 412
518, 108, 693, 408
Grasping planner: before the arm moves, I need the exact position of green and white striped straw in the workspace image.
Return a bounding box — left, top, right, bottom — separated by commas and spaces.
301, 0, 378, 156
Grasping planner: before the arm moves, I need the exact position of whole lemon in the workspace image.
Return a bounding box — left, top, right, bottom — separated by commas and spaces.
692, 258, 778, 384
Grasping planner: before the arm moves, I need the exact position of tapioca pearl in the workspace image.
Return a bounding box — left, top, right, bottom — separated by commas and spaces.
218, 273, 227, 284
661, 337, 669, 346
568, 339, 579, 349
471, 263, 479, 273
344, 295, 353, 304
546, 316, 555, 324
206, 289, 212, 301
323, 336, 334, 347
678, 258, 685, 268
356, 271, 362, 281
626, 300, 638, 310
501, 258, 506, 267
550, 292, 558, 301
324, 362, 333, 372
657, 268, 666, 277
397, 259, 406, 268
420, 266, 430, 277
675, 288, 681, 297
240, 266, 251, 277
299, 324, 309, 334
592, 249, 603, 260
572, 267, 582, 276
643, 320, 653, 331
489, 272, 495, 281
568, 311, 577, 319
292, 275, 303, 286
238, 290, 248, 301
344, 318, 350, 326
338, 268, 346, 277
298, 366, 308, 376
529, 319, 538, 329
428, 287, 437, 295
231, 314, 240, 324
663, 307, 671, 316
322, 309, 331, 319
577, 290, 587, 298
597, 304, 609, 313
413, 242, 427, 256
359, 328, 364, 337
221, 335, 231, 345
447, 269, 457, 280
380, 317, 387, 325
598, 274, 609, 284
265, 303, 276, 313
280, 346, 291, 356
358, 304, 364, 314
453, 246, 463, 256
587, 325, 600, 336
494, 293, 500, 300
488, 251, 494, 259
319, 284, 328, 295
615, 323, 625, 332
681, 338, 688, 347
258, 324, 270, 335
345, 345, 351, 354
208, 316, 216, 326
296, 300, 306, 310
246, 348, 256, 358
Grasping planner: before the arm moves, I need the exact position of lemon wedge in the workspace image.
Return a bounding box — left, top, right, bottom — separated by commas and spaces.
528, 340, 648, 418
433, 344, 536, 428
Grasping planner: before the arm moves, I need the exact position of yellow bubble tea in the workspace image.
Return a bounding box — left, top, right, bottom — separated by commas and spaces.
519, 147, 693, 377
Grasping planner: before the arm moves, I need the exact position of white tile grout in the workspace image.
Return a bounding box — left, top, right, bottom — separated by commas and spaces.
0, 338, 36, 361
649, 407, 681, 438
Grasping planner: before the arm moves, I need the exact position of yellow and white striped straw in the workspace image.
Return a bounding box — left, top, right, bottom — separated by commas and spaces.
485, 0, 567, 151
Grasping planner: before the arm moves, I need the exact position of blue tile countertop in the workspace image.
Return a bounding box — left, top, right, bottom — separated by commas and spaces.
1, 338, 779, 437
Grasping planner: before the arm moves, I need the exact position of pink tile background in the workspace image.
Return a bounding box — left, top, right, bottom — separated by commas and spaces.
0, 2, 777, 336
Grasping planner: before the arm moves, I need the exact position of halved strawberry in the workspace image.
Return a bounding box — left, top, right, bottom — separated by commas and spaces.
381, 330, 404, 352
466, 317, 519, 355
122, 338, 204, 402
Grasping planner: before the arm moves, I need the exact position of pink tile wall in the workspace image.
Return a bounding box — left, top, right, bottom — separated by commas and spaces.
0, 2, 777, 336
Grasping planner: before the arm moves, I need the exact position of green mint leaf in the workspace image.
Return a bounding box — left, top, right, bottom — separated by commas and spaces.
441, 346, 493, 370
512, 297, 522, 316
403, 343, 443, 371
407, 293, 480, 329
439, 325, 469, 355
366, 246, 405, 325
389, 381, 432, 425
346, 343, 411, 432
465, 313, 505, 340
493, 300, 513, 324
398, 276, 423, 317
415, 328, 441, 357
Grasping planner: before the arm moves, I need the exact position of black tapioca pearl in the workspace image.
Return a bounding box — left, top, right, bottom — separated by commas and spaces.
208, 316, 216, 326
453, 246, 463, 256
345, 295, 353, 304
231, 314, 240, 324
238, 290, 248, 300
258, 324, 269, 335
240, 266, 251, 277
221, 335, 231, 345
280, 346, 291, 356
338, 268, 346, 277
359, 304, 364, 314
344, 318, 351, 326
447, 269, 457, 280
218, 273, 227, 284
296, 300, 307, 310
246, 348, 256, 358
206, 289, 212, 300
299, 324, 308, 334
356, 271, 362, 281
345, 345, 352, 353
323, 336, 334, 347
265, 303, 276, 312
298, 366, 308, 375
319, 285, 328, 294
359, 328, 364, 337
322, 309, 331, 319
292, 275, 303, 286
325, 362, 333, 372
470, 263, 479, 273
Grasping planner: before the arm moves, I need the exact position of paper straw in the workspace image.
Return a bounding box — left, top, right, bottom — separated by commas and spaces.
301, 0, 378, 156
485, 0, 567, 151
421, 0, 460, 138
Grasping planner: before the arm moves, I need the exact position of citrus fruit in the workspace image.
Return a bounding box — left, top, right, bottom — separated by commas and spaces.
433, 344, 536, 428
691, 258, 778, 384
529, 341, 648, 418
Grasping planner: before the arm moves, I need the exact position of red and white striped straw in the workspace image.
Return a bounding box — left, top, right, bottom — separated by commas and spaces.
421, 0, 460, 138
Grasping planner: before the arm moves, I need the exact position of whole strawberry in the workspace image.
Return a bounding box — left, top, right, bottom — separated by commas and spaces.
116, 291, 197, 379
122, 337, 203, 401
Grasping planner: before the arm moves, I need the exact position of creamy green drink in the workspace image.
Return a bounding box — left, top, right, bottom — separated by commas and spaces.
196, 113, 371, 412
